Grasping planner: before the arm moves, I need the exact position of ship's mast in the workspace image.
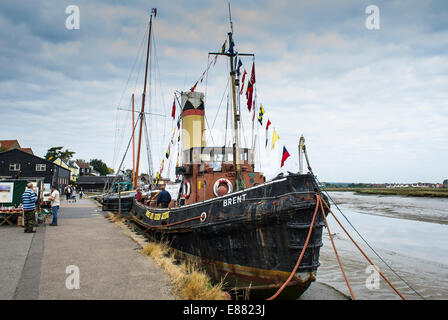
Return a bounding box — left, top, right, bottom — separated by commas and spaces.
135, 8, 156, 189
228, 4, 254, 191
132, 93, 136, 187
227, 31, 243, 191
209, 7, 253, 191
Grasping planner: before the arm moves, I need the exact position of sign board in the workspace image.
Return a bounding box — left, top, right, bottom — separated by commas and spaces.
0, 182, 14, 203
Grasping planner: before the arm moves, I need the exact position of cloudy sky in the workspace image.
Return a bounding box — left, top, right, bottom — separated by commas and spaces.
1, 0, 447, 183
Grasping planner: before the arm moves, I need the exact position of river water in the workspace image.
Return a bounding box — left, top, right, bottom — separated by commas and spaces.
315, 191, 448, 300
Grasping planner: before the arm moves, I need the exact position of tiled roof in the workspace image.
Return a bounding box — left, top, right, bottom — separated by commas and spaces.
21, 147, 34, 155
0, 140, 21, 151
76, 160, 91, 169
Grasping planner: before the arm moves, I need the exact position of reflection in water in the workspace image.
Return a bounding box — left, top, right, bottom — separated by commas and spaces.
315, 191, 448, 300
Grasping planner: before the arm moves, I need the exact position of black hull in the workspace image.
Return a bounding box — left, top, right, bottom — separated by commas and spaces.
128, 173, 328, 298
101, 193, 135, 214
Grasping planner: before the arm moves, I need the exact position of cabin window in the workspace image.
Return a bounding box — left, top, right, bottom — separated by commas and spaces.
200, 153, 210, 162
36, 164, 46, 171
9, 163, 20, 171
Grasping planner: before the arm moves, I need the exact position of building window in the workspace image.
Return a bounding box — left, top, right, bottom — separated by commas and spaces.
9, 163, 20, 171
36, 164, 47, 171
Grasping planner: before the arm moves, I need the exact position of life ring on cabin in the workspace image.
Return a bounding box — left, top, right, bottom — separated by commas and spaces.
213, 178, 233, 197
183, 180, 191, 199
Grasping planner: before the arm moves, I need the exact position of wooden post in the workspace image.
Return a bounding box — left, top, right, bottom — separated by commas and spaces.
118, 184, 122, 215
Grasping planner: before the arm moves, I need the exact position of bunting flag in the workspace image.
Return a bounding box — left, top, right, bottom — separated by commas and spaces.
171, 98, 176, 119
170, 127, 176, 144
271, 129, 279, 150
190, 81, 198, 92
258, 104, 265, 125
265, 119, 271, 148
245, 63, 255, 111
199, 70, 206, 83
213, 40, 226, 66
240, 69, 247, 95
160, 159, 165, 174
165, 145, 170, 159
281, 146, 291, 168
228, 40, 235, 54
221, 40, 227, 54
177, 118, 181, 129
236, 58, 243, 76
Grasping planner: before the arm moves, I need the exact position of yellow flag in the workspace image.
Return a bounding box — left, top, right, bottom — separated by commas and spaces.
271, 129, 279, 150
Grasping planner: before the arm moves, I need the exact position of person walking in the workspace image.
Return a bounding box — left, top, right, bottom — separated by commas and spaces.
64, 185, 70, 200
49, 185, 60, 226
71, 189, 77, 203
22, 183, 37, 233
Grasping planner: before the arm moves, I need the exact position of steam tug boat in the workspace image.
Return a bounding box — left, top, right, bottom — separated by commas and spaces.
129, 91, 328, 298
108, 8, 329, 299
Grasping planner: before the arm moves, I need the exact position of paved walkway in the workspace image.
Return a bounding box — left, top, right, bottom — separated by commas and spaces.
0, 197, 173, 300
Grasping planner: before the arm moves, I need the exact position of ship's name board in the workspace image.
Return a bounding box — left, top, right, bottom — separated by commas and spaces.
145, 210, 169, 220
223, 193, 247, 207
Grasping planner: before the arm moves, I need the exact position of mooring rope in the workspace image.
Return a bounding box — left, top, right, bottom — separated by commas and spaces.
315, 176, 425, 300
319, 197, 356, 299
266, 194, 321, 300
320, 197, 406, 300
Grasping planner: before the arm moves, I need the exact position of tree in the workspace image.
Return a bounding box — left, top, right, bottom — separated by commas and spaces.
89, 159, 110, 176
124, 169, 133, 181
45, 146, 75, 161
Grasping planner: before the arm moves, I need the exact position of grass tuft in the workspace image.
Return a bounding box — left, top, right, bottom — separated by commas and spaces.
140, 241, 229, 300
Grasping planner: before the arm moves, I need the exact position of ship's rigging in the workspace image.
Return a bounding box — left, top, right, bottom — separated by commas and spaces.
111, 8, 263, 188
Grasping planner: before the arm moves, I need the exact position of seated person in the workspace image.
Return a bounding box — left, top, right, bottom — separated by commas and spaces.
156, 183, 172, 208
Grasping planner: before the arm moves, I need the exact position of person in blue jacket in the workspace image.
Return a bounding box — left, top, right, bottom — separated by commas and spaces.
156, 182, 172, 208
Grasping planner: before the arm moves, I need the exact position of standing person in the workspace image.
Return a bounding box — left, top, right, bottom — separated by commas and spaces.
71, 189, 77, 203
64, 185, 70, 200
156, 183, 172, 208
79, 187, 83, 199
22, 182, 37, 233
49, 185, 60, 226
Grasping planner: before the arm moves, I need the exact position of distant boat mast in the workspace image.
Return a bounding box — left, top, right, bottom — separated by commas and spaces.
135, 8, 156, 189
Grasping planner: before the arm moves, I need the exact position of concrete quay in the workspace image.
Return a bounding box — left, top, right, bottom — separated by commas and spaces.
0, 197, 173, 300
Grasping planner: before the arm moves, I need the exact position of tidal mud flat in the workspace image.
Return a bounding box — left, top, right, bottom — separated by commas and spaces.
315, 191, 448, 300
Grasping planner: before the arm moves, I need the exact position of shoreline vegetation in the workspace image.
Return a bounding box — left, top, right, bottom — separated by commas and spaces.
324, 187, 448, 198
106, 213, 229, 300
